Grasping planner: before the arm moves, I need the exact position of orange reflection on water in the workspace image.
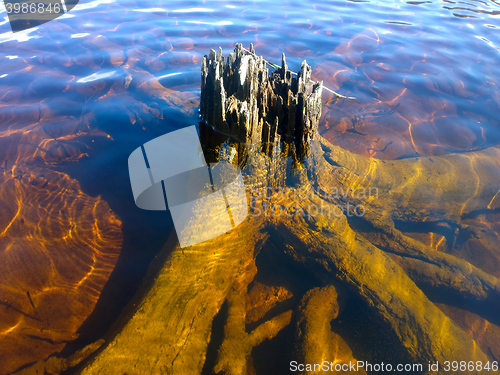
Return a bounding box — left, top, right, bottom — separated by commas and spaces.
0, 29, 211, 372
308, 26, 500, 160
0, 165, 122, 374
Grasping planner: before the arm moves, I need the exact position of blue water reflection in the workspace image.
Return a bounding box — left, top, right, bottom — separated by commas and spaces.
1, 0, 498, 159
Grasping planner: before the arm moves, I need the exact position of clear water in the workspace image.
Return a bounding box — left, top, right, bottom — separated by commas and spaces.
1, 0, 500, 372
2, 0, 500, 159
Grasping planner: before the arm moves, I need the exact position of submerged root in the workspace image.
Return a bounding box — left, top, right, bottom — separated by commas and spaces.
274, 193, 489, 373
356, 217, 500, 319
79, 134, 500, 374
294, 285, 366, 375
312, 136, 500, 324
77, 45, 500, 374
214, 259, 292, 375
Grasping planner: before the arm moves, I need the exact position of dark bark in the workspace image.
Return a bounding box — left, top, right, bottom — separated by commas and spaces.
200, 44, 323, 160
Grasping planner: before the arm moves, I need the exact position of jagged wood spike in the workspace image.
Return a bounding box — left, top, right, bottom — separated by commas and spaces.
200, 44, 322, 160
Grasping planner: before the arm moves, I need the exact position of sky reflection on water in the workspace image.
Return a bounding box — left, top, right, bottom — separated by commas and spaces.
1, 0, 499, 159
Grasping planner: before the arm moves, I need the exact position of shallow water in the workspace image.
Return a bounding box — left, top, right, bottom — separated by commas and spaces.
2, 0, 500, 156
1, 0, 500, 373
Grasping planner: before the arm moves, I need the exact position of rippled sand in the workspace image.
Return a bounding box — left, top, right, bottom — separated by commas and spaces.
0, 115, 123, 373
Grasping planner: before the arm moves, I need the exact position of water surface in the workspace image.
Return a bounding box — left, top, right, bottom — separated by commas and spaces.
1, 0, 500, 373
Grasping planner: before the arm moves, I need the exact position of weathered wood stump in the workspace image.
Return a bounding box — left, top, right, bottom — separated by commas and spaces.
200, 43, 322, 159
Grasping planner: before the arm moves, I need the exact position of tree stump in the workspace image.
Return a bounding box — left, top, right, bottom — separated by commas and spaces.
200, 43, 322, 159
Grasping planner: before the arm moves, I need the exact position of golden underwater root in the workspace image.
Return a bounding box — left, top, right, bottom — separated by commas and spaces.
76, 132, 500, 375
